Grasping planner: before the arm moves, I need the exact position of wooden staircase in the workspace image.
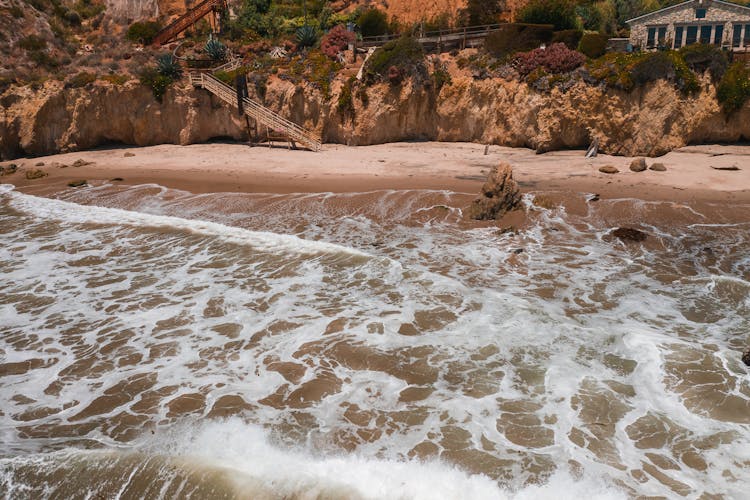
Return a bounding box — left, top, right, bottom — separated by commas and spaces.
190, 72, 322, 152
152, 0, 227, 46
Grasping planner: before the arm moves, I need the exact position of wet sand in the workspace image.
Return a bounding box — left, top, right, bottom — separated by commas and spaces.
3, 142, 750, 203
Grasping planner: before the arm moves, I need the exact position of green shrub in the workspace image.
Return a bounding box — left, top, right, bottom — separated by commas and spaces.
463, 0, 505, 26
66, 71, 96, 88
29, 50, 59, 68
296, 25, 319, 48
484, 23, 554, 59
717, 62, 750, 114
19, 35, 47, 51
588, 51, 699, 94
356, 86, 369, 107
74, 0, 105, 19
363, 36, 426, 85
156, 54, 182, 79
288, 49, 342, 99
101, 74, 130, 85
432, 64, 452, 91
205, 37, 227, 61
64, 9, 81, 26
126, 21, 162, 45
358, 8, 388, 37
337, 77, 355, 119
631, 51, 698, 93
214, 66, 248, 86
578, 33, 608, 59
252, 74, 267, 101
679, 44, 728, 81
552, 29, 583, 50
139, 67, 173, 101
518, 0, 578, 31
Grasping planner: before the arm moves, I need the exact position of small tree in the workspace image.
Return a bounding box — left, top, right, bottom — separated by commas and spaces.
358, 8, 388, 37
464, 0, 505, 26
518, 0, 578, 31
717, 62, 750, 113
126, 21, 162, 45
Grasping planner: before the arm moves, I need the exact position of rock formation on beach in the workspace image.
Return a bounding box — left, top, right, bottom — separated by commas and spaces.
467, 162, 520, 220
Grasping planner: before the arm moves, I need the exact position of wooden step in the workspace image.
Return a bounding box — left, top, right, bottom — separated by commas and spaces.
191, 72, 322, 152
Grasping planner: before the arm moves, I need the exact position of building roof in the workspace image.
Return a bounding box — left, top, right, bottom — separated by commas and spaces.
626, 0, 750, 25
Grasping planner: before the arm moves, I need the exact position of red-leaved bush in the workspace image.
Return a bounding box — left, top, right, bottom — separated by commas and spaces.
512, 42, 585, 78
321, 25, 356, 59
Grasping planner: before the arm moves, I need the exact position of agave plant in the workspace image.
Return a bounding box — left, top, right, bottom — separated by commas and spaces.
205, 36, 227, 62
156, 53, 183, 79
296, 25, 318, 48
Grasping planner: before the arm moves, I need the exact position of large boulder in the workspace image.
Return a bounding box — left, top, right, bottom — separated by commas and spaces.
467, 162, 521, 220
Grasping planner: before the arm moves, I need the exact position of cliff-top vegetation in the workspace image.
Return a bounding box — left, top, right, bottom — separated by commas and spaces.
1, 0, 749, 112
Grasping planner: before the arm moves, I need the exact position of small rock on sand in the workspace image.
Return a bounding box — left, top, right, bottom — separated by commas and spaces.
25, 169, 47, 180
629, 158, 647, 172
124, 152, 136, 157
67, 180, 87, 187
0, 164, 18, 176
35, 161, 44, 167
72, 159, 92, 167
599, 165, 619, 174
743, 348, 750, 367
650, 163, 667, 172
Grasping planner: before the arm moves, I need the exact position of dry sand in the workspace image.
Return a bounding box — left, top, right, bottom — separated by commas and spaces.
3, 142, 750, 203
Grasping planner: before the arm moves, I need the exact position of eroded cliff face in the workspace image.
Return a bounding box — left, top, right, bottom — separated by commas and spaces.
0, 81, 248, 160
1, 75, 749, 161
318, 75, 750, 156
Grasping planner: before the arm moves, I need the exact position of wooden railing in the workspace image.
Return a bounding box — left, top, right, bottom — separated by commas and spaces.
152, 0, 226, 46
211, 58, 241, 73
190, 72, 322, 152
360, 23, 505, 48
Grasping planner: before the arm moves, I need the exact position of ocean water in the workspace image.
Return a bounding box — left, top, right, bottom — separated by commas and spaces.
1, 181, 749, 499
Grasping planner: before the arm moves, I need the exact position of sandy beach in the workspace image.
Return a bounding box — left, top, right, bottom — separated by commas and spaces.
2, 142, 749, 203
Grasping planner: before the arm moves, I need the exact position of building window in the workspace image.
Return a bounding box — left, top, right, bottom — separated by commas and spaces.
696, 8, 707, 19
733, 24, 743, 47
686, 25, 698, 45
746, 24, 750, 47
674, 26, 684, 48
700, 25, 712, 44
714, 25, 724, 45
647, 27, 656, 48
658, 26, 667, 45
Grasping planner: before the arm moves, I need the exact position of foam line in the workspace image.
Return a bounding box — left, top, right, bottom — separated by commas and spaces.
2, 184, 371, 258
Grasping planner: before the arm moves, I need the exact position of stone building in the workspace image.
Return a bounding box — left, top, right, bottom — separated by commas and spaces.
627, 0, 750, 51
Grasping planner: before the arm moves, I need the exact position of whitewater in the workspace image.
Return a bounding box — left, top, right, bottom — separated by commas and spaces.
1, 182, 749, 499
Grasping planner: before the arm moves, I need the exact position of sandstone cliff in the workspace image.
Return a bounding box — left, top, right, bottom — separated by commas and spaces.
1, 74, 748, 160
